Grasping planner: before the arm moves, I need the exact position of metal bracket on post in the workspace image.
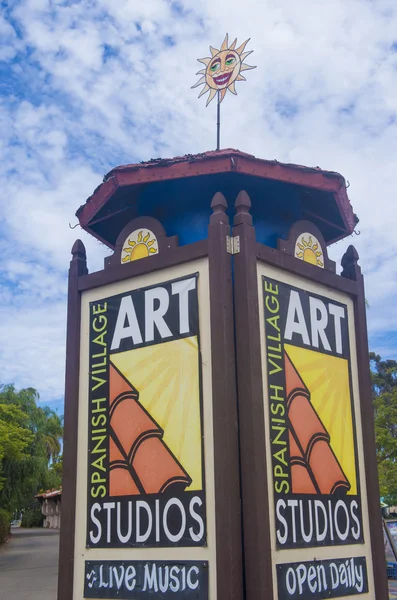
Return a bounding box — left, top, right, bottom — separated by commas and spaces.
226, 235, 240, 255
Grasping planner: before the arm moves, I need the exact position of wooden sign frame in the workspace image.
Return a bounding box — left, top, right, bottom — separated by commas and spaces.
58, 196, 243, 600
232, 191, 388, 600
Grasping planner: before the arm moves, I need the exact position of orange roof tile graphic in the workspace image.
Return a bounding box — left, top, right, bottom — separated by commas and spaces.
289, 431, 317, 494
285, 351, 350, 495
109, 363, 192, 496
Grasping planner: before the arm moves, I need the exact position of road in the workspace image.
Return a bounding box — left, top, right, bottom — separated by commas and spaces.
0, 528, 59, 600
0, 528, 397, 599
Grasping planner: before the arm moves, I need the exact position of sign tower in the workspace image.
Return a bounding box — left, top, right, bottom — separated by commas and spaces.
58, 87, 387, 600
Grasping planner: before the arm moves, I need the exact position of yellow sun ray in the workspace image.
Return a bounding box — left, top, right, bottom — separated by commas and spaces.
220, 33, 228, 51
240, 50, 253, 61
133, 353, 168, 404
192, 76, 206, 89
228, 81, 237, 95
236, 74, 246, 81
236, 38, 250, 55
209, 46, 219, 57
198, 84, 210, 98
198, 57, 211, 66
206, 88, 217, 106
240, 63, 256, 71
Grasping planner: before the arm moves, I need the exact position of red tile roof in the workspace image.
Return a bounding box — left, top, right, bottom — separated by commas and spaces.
35, 488, 62, 499
77, 148, 356, 234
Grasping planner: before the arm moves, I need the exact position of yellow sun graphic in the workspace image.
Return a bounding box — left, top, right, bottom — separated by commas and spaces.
192, 33, 256, 106
121, 229, 158, 263
294, 234, 324, 268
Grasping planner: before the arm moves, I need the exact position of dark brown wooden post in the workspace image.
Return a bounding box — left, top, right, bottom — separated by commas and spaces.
208, 192, 243, 600
232, 190, 273, 599
58, 240, 88, 600
341, 245, 389, 600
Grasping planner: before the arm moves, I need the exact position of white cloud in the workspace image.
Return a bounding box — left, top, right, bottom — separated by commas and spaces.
0, 13, 21, 61
1, 0, 397, 407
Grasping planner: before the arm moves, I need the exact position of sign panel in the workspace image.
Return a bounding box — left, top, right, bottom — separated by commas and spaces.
276, 556, 368, 599
262, 276, 363, 551
84, 560, 208, 598
86, 274, 206, 548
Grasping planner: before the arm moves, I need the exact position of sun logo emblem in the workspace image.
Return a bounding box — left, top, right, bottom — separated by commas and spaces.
121, 229, 158, 263
294, 234, 324, 268
192, 33, 256, 106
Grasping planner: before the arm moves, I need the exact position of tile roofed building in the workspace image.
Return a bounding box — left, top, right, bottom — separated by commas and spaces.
35, 488, 62, 529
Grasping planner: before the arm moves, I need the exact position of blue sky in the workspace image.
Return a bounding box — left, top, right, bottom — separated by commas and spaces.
1, 0, 397, 414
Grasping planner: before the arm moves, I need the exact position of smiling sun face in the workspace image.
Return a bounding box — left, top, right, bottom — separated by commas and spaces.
192, 34, 256, 106
294, 234, 324, 268
121, 229, 158, 263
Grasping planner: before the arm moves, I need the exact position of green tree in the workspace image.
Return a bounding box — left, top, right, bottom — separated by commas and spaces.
370, 352, 397, 504
0, 402, 33, 489
45, 456, 63, 491
0, 384, 63, 514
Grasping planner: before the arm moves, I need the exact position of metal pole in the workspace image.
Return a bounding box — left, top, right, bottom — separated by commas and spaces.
217, 91, 220, 151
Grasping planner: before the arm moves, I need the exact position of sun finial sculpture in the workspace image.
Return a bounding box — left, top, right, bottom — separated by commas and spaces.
192, 33, 256, 106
